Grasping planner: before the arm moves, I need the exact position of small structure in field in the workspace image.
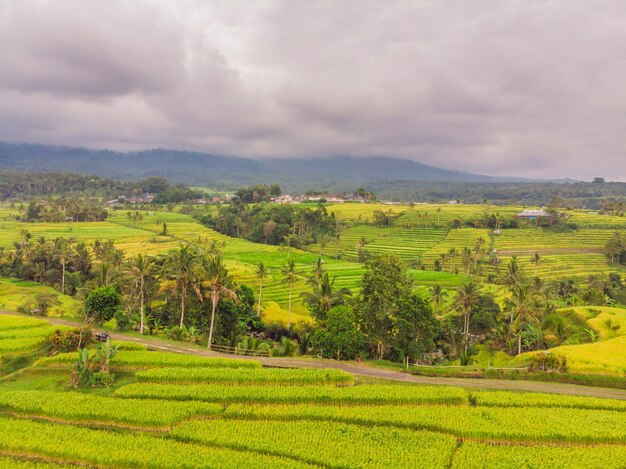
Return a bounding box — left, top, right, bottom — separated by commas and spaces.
516, 209, 551, 220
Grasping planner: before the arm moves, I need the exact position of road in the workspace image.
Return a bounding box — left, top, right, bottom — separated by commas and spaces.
3, 310, 626, 400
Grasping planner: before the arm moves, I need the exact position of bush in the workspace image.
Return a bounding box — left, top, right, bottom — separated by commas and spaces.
46, 327, 93, 355
529, 351, 567, 372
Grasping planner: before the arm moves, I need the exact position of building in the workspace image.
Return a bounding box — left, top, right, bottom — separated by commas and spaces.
516, 209, 551, 220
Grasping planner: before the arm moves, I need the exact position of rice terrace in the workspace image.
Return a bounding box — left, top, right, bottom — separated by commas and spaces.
2, 0, 626, 467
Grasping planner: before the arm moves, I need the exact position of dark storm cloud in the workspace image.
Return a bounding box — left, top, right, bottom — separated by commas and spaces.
0, 0, 624, 179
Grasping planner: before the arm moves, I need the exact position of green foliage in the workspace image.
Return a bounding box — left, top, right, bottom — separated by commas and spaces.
311, 305, 364, 359
84, 285, 122, 325
393, 294, 439, 362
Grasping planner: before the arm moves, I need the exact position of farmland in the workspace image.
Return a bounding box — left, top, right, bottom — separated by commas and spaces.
1, 314, 626, 468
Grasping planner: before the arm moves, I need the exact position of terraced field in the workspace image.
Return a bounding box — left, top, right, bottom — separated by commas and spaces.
1, 311, 625, 468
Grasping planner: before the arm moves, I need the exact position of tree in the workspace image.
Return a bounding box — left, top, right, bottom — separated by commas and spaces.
301, 272, 351, 321
281, 258, 300, 329
455, 281, 481, 353
531, 252, 541, 277
311, 305, 364, 359
162, 245, 199, 328
393, 294, 439, 365
201, 254, 237, 350
85, 285, 122, 325
255, 262, 269, 316
428, 285, 447, 316
354, 254, 411, 359
52, 237, 74, 295
124, 254, 157, 335
507, 283, 540, 355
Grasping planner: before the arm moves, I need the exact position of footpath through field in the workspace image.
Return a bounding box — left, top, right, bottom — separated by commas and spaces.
3, 309, 626, 400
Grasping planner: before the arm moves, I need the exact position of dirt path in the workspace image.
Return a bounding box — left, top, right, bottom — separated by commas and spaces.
3, 310, 626, 400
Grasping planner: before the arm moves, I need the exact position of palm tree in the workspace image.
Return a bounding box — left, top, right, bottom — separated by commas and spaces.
310, 257, 326, 283
125, 254, 157, 334
202, 254, 237, 350
281, 258, 300, 329
508, 283, 539, 355
532, 252, 541, 277
53, 237, 74, 295
255, 262, 269, 316
429, 285, 447, 316
300, 272, 351, 321
162, 245, 199, 328
455, 281, 481, 353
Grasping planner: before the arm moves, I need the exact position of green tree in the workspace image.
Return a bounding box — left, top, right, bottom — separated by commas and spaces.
124, 254, 157, 335
354, 254, 411, 359
255, 262, 269, 316
162, 245, 199, 328
281, 258, 300, 329
202, 254, 237, 350
312, 305, 364, 360
393, 294, 439, 365
428, 285, 447, 316
300, 272, 351, 321
455, 281, 481, 353
85, 285, 122, 325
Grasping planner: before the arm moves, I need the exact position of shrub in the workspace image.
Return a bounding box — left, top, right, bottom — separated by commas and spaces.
46, 327, 92, 355
529, 351, 567, 372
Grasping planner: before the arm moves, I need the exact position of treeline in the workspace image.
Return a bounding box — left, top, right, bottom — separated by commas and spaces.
196, 201, 338, 247
0, 171, 201, 203
21, 198, 108, 222
368, 180, 626, 207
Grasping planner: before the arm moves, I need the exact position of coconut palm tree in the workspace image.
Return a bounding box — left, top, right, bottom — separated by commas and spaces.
161, 244, 199, 328
532, 252, 541, 277
508, 282, 539, 355
53, 237, 74, 295
281, 258, 300, 329
428, 285, 447, 316
455, 281, 481, 353
255, 262, 269, 316
300, 272, 351, 321
201, 254, 237, 350
124, 254, 157, 334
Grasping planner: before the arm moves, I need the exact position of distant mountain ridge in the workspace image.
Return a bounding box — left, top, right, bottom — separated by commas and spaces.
0, 142, 533, 191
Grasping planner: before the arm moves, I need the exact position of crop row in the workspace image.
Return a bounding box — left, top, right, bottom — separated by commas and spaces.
116, 383, 467, 405
0, 390, 222, 428
135, 367, 354, 386
172, 419, 457, 469
36, 350, 262, 370
452, 441, 626, 469
224, 403, 626, 444
0, 337, 47, 353
471, 390, 626, 412
0, 325, 60, 340
0, 315, 49, 331
0, 416, 313, 469
0, 456, 77, 469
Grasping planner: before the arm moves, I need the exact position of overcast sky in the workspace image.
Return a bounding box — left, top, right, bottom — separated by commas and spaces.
1, 0, 625, 180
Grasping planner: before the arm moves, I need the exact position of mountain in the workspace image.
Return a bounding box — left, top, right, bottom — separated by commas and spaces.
0, 142, 531, 191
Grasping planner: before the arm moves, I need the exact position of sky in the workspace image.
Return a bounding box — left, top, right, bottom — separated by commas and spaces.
0, 0, 625, 180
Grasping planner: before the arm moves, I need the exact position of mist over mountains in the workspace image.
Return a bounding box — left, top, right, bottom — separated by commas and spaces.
0, 142, 533, 192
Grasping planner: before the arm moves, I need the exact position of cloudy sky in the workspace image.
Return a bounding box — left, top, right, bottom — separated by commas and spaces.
1, 0, 625, 180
